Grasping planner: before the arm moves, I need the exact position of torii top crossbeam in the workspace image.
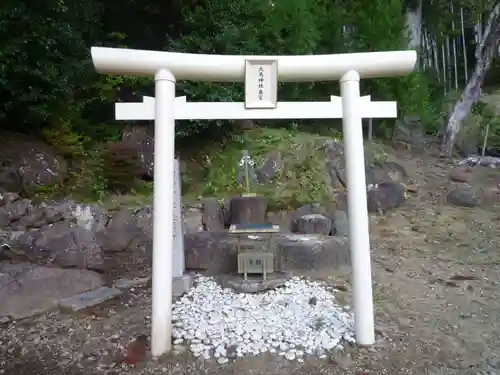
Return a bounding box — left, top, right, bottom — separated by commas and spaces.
91, 47, 417, 82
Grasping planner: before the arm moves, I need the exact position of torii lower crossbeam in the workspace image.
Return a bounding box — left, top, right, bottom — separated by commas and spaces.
115, 95, 397, 121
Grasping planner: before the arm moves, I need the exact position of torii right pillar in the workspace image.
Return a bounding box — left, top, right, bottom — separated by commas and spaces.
340, 70, 375, 345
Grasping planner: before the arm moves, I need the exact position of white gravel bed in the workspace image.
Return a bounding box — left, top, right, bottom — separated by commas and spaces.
171, 275, 354, 364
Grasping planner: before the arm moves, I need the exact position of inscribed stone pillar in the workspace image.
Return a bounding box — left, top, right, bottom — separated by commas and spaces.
172, 159, 185, 277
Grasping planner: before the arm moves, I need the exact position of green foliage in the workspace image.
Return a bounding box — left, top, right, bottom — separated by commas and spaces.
168, 0, 326, 138
169, 0, 425, 139
102, 141, 141, 194
343, 0, 435, 129
485, 117, 500, 151
441, 89, 500, 153
344, 0, 408, 51
185, 127, 396, 210
3, 0, 495, 203
42, 122, 87, 159
27, 183, 64, 202
474, 95, 500, 152
71, 149, 108, 201
189, 128, 334, 210
133, 181, 154, 196
0, 0, 103, 130
369, 143, 390, 165
0, 0, 435, 146
26, 147, 108, 203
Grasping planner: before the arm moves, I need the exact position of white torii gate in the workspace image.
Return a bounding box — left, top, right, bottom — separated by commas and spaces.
91, 47, 417, 357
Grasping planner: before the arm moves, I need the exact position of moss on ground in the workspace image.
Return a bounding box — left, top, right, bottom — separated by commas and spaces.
182, 128, 330, 210
182, 127, 390, 211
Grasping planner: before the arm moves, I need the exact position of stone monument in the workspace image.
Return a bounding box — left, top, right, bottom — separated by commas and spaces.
231, 150, 267, 224
224, 150, 289, 293
172, 159, 192, 295
236, 150, 258, 196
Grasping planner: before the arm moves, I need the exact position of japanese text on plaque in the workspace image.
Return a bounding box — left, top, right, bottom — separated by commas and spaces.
258, 67, 264, 100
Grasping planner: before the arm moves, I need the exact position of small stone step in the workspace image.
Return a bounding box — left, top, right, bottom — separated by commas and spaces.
59, 286, 123, 312
114, 277, 150, 290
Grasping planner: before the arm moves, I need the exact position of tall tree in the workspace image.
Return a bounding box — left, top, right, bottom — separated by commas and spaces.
440, 2, 500, 154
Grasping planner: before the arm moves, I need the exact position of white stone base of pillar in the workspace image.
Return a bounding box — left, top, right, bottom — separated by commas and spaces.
172, 274, 193, 297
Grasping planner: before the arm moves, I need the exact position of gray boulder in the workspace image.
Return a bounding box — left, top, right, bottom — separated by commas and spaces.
14, 221, 105, 271
0, 263, 103, 320
446, 186, 480, 207
292, 214, 332, 235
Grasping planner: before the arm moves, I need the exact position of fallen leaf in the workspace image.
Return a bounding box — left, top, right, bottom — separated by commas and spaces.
114, 334, 148, 365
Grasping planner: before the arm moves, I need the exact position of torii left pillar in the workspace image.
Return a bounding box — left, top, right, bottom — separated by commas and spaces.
151, 68, 176, 356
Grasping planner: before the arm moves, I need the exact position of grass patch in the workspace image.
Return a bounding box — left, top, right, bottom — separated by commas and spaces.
30, 127, 392, 210
454, 88, 500, 152
101, 193, 153, 211
372, 281, 390, 304
182, 127, 390, 211
28, 179, 154, 210
184, 127, 333, 211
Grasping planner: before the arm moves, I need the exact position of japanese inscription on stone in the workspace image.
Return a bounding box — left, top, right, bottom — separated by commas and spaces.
244, 59, 278, 109
173, 159, 180, 240
238, 252, 274, 276
172, 158, 184, 277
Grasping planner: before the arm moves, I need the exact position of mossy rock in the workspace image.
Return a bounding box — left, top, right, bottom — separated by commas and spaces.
183, 128, 393, 211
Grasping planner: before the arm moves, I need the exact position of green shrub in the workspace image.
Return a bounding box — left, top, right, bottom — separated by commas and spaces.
42, 122, 87, 159
102, 141, 141, 194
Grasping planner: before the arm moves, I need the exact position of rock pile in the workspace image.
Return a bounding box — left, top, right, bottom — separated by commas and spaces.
0, 192, 353, 321
0, 131, 412, 323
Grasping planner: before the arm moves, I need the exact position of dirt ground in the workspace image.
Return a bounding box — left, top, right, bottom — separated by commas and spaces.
1, 147, 500, 375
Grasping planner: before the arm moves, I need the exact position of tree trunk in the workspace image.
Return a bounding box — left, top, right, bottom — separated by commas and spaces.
460, 7, 468, 83
440, 3, 500, 155
433, 37, 440, 80
406, 0, 422, 49
441, 37, 447, 89
450, 0, 459, 90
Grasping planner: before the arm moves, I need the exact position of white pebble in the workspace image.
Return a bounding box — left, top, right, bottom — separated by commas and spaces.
217, 357, 229, 364
285, 351, 296, 360
172, 275, 354, 362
